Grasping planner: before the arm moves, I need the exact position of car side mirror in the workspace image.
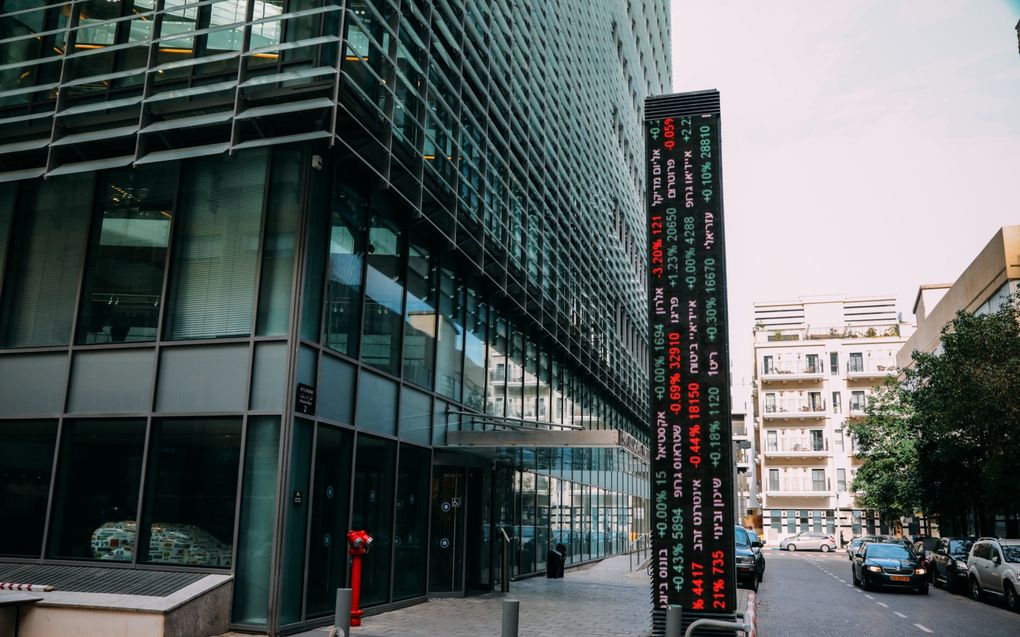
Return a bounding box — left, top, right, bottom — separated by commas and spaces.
752, 541, 762, 548
993, 555, 1001, 565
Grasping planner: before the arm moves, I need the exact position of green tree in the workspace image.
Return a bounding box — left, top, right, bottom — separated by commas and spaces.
848, 379, 920, 524
904, 295, 1020, 535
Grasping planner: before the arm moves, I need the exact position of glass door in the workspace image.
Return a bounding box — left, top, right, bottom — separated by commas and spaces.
429, 466, 466, 594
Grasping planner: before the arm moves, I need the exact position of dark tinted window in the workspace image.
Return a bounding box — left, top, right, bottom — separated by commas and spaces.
949, 540, 973, 557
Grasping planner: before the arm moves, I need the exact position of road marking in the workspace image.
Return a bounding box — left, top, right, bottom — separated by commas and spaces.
877, 602, 888, 608
846, 584, 854, 588
894, 612, 907, 618
865, 594, 874, 599
837, 579, 846, 583
914, 624, 932, 634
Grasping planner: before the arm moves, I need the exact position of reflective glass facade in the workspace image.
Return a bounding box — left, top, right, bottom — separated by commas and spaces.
0, 1, 669, 634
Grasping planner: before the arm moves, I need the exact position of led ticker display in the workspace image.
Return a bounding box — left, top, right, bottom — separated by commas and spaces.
645, 91, 735, 619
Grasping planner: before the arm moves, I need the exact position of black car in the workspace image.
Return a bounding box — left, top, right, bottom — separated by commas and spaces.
735, 526, 765, 592
910, 537, 939, 581
852, 542, 929, 594
930, 536, 976, 592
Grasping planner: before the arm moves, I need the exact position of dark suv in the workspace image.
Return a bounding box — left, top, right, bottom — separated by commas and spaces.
930, 536, 976, 592
735, 526, 765, 592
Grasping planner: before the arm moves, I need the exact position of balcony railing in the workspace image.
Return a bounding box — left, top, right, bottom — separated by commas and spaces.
846, 359, 897, 378
761, 361, 825, 381
764, 438, 829, 455
763, 399, 826, 418
765, 477, 831, 495
754, 324, 901, 343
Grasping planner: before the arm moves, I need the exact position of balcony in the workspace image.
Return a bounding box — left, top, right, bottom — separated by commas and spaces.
765, 477, 833, 497
763, 399, 827, 420
763, 437, 829, 459
846, 359, 898, 381
760, 362, 825, 384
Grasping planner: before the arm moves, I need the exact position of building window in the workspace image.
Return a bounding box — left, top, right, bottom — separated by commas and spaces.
811, 469, 826, 492
850, 390, 866, 412
361, 213, 404, 375
848, 352, 864, 373
762, 355, 774, 374
0, 420, 58, 558
829, 352, 839, 375
1, 174, 93, 347
834, 428, 844, 451
435, 266, 464, 399
832, 391, 842, 413
764, 392, 776, 413
403, 239, 438, 388
78, 165, 175, 344
768, 469, 779, 491
766, 430, 777, 452
837, 468, 847, 492
166, 150, 268, 340
809, 430, 824, 451
808, 391, 824, 411
323, 186, 367, 356
805, 353, 819, 374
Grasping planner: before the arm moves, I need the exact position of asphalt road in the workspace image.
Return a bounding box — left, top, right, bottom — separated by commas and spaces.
755, 549, 1019, 636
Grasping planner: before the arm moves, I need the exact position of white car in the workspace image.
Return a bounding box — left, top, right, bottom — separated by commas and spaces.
966, 537, 1020, 611
780, 531, 837, 552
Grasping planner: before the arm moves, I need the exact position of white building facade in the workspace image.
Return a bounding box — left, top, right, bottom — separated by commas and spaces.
751, 296, 914, 545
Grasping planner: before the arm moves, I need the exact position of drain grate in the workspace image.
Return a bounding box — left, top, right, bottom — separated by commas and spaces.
0, 563, 206, 597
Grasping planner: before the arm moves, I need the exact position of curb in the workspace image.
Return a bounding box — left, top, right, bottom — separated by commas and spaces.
745, 591, 758, 637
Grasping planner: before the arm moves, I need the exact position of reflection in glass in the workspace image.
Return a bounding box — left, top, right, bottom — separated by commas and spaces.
361, 214, 403, 374
506, 329, 524, 418
394, 443, 430, 600
403, 240, 437, 387
463, 288, 487, 411
78, 165, 175, 344
141, 418, 242, 567
352, 435, 395, 607
257, 150, 301, 335
435, 266, 464, 399
48, 419, 145, 561
486, 314, 507, 417
0, 420, 57, 557
324, 187, 366, 356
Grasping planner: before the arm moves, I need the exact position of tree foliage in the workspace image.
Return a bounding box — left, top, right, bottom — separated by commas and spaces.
850, 294, 1020, 534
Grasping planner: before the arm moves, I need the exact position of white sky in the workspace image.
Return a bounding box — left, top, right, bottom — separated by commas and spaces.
670, 0, 1020, 396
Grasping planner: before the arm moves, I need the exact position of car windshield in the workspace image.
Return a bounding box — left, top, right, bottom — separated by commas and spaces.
735, 527, 750, 547
867, 544, 911, 559
1002, 546, 1020, 563
949, 540, 973, 557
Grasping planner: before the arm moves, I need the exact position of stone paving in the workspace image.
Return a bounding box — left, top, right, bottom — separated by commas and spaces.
296, 554, 654, 637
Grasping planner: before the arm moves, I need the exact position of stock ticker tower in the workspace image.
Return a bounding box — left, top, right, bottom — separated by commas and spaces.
0, 1, 671, 635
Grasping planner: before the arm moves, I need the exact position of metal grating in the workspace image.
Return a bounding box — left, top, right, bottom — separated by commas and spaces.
0, 563, 205, 597
645, 90, 722, 119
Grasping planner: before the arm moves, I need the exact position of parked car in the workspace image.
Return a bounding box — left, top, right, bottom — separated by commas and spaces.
931, 536, 976, 592
747, 528, 766, 580
735, 526, 766, 591
846, 536, 865, 560
851, 541, 929, 594
966, 537, 1020, 611
780, 531, 836, 552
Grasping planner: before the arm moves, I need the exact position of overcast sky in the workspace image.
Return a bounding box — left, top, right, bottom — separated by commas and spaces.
670, 0, 1020, 392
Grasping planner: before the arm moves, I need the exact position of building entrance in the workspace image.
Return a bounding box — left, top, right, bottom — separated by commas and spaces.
428, 466, 491, 595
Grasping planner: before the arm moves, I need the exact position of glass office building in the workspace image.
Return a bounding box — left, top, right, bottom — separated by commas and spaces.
0, 1, 670, 634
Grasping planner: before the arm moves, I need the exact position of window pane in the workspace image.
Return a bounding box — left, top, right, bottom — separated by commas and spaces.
324, 186, 366, 355
352, 435, 395, 607
256, 149, 301, 335
435, 266, 464, 399
356, 370, 397, 436
48, 419, 146, 561
403, 240, 436, 387
0, 174, 93, 347
361, 214, 403, 374
140, 418, 242, 567
393, 443, 429, 600
0, 184, 14, 283
305, 424, 354, 617
232, 416, 280, 625
463, 287, 487, 411
0, 420, 57, 557
78, 166, 175, 344
166, 150, 268, 340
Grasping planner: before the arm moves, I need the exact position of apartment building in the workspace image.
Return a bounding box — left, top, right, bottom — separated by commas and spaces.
751, 296, 914, 545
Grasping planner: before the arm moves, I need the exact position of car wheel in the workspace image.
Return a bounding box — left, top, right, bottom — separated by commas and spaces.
852, 569, 860, 587
787, 544, 797, 552
821, 544, 831, 553
970, 577, 983, 601
1005, 583, 1018, 613
861, 573, 872, 591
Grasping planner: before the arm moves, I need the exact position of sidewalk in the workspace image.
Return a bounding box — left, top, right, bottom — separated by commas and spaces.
296, 554, 653, 637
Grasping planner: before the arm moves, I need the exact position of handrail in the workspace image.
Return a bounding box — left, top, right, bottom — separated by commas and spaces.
684, 619, 752, 637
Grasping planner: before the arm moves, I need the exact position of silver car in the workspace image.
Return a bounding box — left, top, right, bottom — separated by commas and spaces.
780, 531, 837, 552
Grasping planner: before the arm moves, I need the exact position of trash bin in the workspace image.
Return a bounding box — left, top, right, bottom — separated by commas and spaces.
555, 543, 567, 577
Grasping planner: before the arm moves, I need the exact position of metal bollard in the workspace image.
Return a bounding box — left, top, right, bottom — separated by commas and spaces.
665, 604, 683, 637
333, 588, 352, 637
501, 599, 520, 637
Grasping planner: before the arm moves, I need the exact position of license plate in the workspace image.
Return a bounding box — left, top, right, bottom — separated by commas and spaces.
890, 575, 910, 582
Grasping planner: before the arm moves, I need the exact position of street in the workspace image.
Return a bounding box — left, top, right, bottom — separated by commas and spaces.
756, 550, 1019, 636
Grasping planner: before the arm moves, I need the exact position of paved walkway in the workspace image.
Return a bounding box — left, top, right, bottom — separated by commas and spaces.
298, 554, 653, 637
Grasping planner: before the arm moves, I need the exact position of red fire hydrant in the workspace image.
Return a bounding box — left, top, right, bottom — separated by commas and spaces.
347, 530, 373, 626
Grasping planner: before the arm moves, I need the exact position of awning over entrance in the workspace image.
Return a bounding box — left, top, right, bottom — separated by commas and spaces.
442, 429, 648, 459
